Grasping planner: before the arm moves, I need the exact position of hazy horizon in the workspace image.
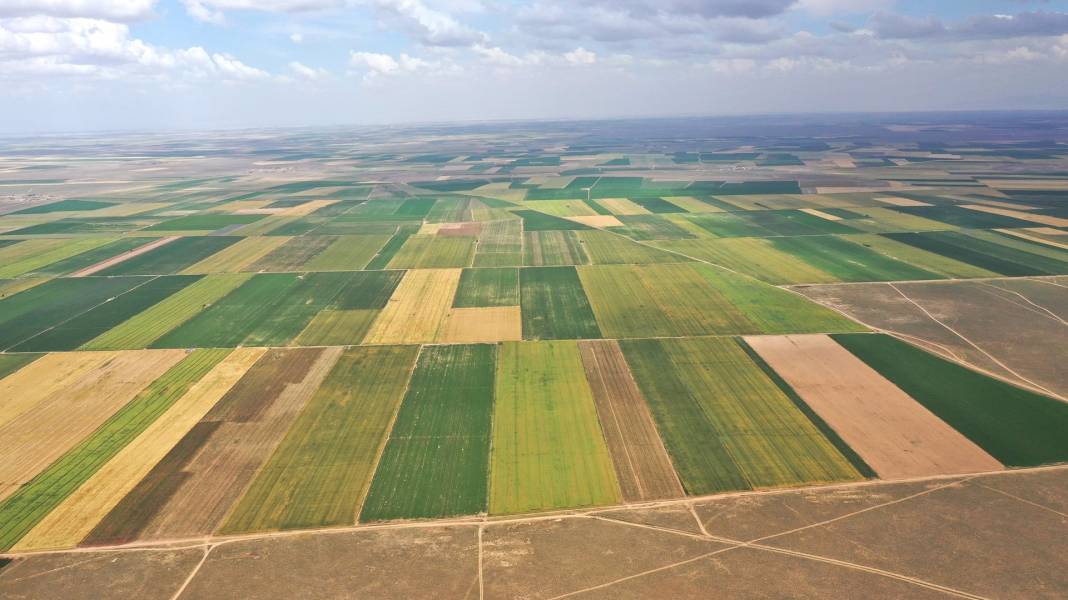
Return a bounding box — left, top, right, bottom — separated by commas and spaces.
3, 0, 1068, 133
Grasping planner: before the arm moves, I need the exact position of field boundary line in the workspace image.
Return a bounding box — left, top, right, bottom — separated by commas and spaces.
5, 464, 1068, 559
978, 281, 1067, 326
974, 483, 1068, 519
886, 282, 1063, 400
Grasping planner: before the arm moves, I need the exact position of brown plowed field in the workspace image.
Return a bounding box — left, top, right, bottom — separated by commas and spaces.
124, 347, 343, 541
745, 334, 1003, 479
578, 340, 685, 502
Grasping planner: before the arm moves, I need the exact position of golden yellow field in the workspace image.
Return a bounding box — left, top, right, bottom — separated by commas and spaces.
363, 269, 461, 344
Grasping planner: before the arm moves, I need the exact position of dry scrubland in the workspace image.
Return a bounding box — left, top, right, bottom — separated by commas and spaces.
0, 116, 1066, 600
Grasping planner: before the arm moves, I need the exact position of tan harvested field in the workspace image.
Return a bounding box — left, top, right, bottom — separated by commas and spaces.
0, 350, 186, 501
279, 199, 337, 216
577, 340, 685, 502
596, 198, 651, 215
69, 237, 178, 277
875, 195, 932, 207
180, 236, 290, 274
979, 178, 1068, 190
440, 306, 522, 343
0, 352, 120, 429
364, 268, 461, 344
133, 347, 342, 540
962, 204, 1068, 228
797, 279, 1068, 398
745, 334, 1002, 479
566, 215, 624, 228
798, 208, 841, 221
438, 222, 482, 236
4, 467, 1066, 599
11, 348, 265, 552
997, 228, 1068, 250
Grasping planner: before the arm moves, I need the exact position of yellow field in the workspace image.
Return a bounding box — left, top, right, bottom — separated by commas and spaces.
0, 350, 185, 502
0, 352, 122, 429
11, 347, 265, 552
440, 306, 522, 343
363, 269, 461, 344
280, 199, 337, 216
180, 236, 291, 274
800, 208, 842, 221
596, 198, 650, 215
566, 215, 623, 228
661, 196, 723, 212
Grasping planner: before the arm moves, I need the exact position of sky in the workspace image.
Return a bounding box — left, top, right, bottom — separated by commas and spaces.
2, 0, 1068, 133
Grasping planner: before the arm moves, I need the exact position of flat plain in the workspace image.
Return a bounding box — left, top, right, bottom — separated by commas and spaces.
0, 114, 1066, 597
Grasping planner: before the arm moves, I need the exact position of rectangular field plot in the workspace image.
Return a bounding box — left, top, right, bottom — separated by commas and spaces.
361, 344, 496, 521
745, 335, 1001, 479
473, 219, 522, 267
653, 238, 838, 285
153, 272, 361, 348
246, 236, 336, 271
386, 235, 476, 269
0, 238, 114, 279
523, 231, 589, 266
302, 235, 391, 271
96, 236, 241, 276
222, 345, 418, 533
884, 231, 1068, 276
25, 237, 152, 277
294, 270, 406, 346
609, 215, 696, 240
452, 268, 519, 307
0, 349, 230, 551
519, 267, 601, 340
769, 236, 943, 282
179, 236, 290, 274
577, 230, 683, 265
364, 269, 461, 344
620, 338, 865, 495
82, 274, 252, 350
578, 264, 756, 338
85, 347, 341, 543
490, 341, 620, 514
833, 334, 1068, 467
578, 340, 684, 502
0, 276, 150, 351
11, 276, 200, 352
145, 214, 264, 232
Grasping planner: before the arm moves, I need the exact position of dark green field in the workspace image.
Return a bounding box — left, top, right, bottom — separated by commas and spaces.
520, 266, 601, 340
453, 268, 519, 307
360, 344, 496, 520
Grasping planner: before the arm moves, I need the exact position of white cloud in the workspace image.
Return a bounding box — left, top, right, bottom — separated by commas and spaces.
349, 49, 433, 80
372, 0, 486, 46
564, 47, 596, 65
289, 60, 328, 79
796, 0, 894, 16
0, 0, 157, 21
0, 16, 272, 82
290, 32, 303, 43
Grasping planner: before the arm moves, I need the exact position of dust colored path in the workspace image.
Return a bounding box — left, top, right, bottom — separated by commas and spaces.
745, 334, 1003, 479
69, 237, 178, 277
10, 348, 265, 552
578, 340, 685, 502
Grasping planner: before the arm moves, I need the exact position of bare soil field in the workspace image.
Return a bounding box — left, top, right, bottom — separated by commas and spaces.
2, 466, 1065, 599
796, 277, 1068, 398
577, 340, 685, 502
745, 335, 1002, 479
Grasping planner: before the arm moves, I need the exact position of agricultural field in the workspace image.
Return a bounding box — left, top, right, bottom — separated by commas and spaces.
0, 114, 1066, 600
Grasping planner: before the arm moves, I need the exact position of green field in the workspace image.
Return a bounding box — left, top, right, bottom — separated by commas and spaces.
453, 268, 519, 307
248, 236, 335, 271
834, 334, 1068, 467
96, 236, 241, 276
523, 231, 589, 266
360, 344, 496, 520
621, 338, 863, 495
146, 214, 265, 231
490, 341, 620, 514
519, 266, 602, 340
884, 231, 1068, 276
769, 235, 943, 282
222, 345, 418, 533
387, 235, 476, 269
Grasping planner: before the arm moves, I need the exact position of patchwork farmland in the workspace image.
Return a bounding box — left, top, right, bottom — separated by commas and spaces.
0, 115, 1066, 598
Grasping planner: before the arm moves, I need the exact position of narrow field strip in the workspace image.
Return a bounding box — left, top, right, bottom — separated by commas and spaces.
490, 341, 621, 514
0, 349, 230, 551
71, 237, 178, 277
9, 348, 263, 552
745, 335, 1002, 479
221, 345, 418, 534
361, 344, 496, 521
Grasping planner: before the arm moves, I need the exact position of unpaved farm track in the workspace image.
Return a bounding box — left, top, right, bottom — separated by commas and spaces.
2, 464, 1066, 599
